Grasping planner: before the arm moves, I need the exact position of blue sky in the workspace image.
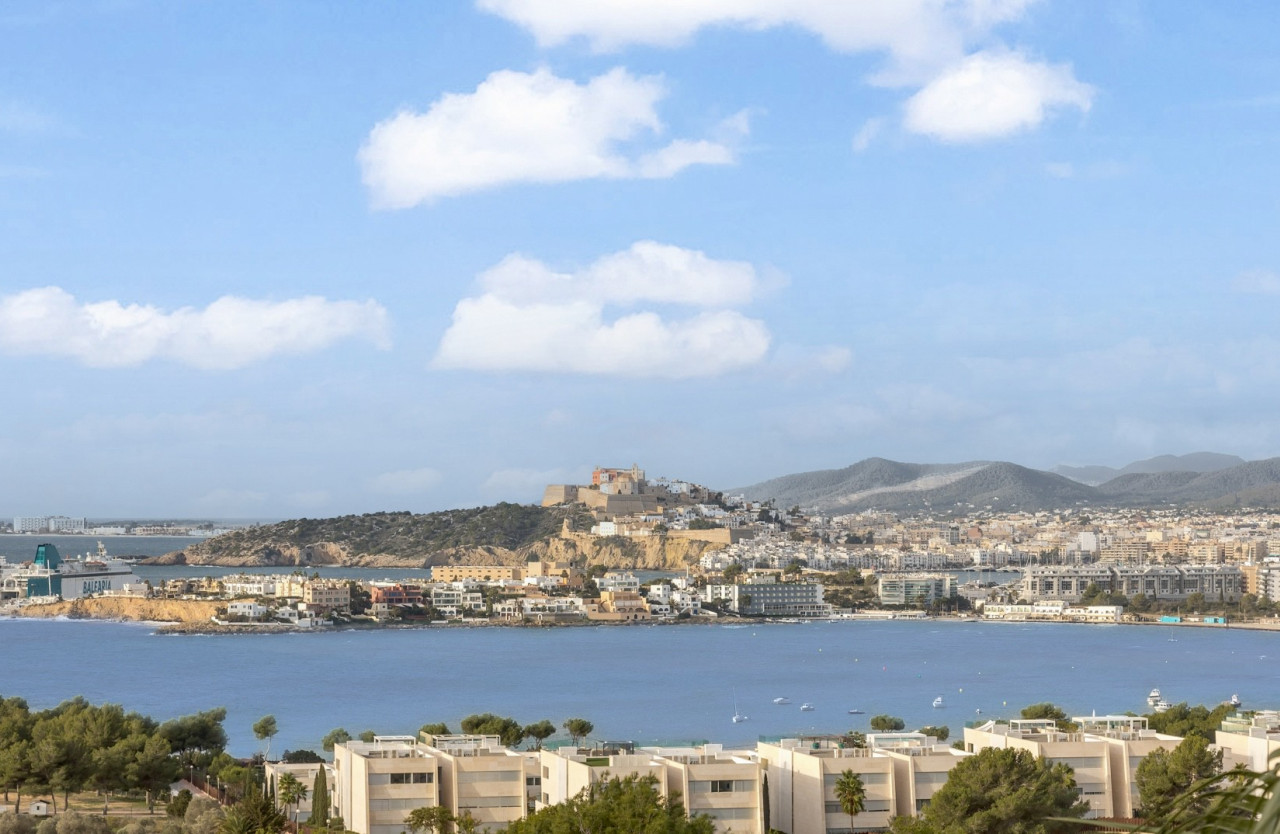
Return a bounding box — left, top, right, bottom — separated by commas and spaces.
2, 0, 1279, 518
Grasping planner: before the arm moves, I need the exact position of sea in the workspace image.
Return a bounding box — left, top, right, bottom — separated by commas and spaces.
0, 616, 1275, 758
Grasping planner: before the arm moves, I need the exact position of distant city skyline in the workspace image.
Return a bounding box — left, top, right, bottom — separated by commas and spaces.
2, 2, 1279, 516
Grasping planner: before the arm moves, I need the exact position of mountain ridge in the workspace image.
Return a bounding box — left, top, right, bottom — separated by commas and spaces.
735, 455, 1280, 513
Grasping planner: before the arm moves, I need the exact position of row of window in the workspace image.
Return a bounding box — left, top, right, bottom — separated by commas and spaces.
823, 772, 889, 787
457, 770, 522, 783
825, 799, 891, 814
368, 799, 430, 811
458, 797, 522, 809
367, 771, 433, 785
691, 779, 754, 793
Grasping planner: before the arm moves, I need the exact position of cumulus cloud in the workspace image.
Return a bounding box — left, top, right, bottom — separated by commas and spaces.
903, 50, 1093, 142
480, 2, 1092, 146
367, 467, 444, 494
433, 241, 772, 377
359, 67, 743, 207
0, 287, 390, 369
1232, 269, 1280, 295
478, 0, 1032, 81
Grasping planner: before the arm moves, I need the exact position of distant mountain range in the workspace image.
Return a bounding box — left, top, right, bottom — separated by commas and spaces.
1052, 452, 1245, 486
733, 454, 1280, 514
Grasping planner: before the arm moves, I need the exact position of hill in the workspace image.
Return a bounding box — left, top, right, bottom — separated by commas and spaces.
1054, 452, 1245, 485
144, 502, 717, 570
147, 503, 594, 568
735, 458, 1093, 513
738, 456, 1280, 512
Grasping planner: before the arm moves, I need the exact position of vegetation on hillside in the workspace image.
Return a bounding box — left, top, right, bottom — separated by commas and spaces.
168, 503, 595, 564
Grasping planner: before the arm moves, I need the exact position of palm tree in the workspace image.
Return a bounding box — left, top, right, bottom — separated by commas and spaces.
834, 769, 866, 834
277, 773, 308, 830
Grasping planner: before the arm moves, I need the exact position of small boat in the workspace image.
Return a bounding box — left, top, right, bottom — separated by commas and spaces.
773, 697, 791, 705
847, 709, 865, 715
732, 691, 748, 724
1154, 699, 1171, 713
800, 703, 815, 712
932, 696, 944, 708
1230, 694, 1242, 708
1147, 688, 1161, 705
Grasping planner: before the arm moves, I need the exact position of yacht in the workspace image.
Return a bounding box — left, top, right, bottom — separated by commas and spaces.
847, 709, 865, 715
800, 703, 815, 712
932, 696, 944, 708
1147, 688, 1161, 706
773, 697, 791, 705
1230, 694, 1242, 708
1154, 699, 1172, 713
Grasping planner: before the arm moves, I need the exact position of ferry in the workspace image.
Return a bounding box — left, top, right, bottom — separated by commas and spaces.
0, 542, 136, 601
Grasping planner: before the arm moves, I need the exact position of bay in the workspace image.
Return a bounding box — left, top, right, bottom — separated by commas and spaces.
0, 618, 1275, 758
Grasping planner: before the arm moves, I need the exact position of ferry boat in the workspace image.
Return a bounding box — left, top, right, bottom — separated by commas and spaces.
0, 542, 136, 601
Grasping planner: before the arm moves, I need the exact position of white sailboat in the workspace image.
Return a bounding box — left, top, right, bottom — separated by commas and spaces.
732, 691, 748, 723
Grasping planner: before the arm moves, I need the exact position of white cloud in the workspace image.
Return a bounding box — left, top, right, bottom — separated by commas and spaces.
434, 241, 772, 377
0, 287, 391, 369
359, 67, 741, 207
903, 50, 1093, 142
367, 467, 444, 495
478, 0, 1033, 82
1232, 269, 1280, 296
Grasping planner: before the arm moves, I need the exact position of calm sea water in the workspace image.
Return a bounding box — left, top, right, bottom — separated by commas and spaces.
0, 618, 1275, 757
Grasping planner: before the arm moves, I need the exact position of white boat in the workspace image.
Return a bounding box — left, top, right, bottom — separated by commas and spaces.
847, 709, 865, 715
800, 703, 815, 712
773, 697, 791, 705
1147, 688, 1161, 705
732, 691, 748, 723
1230, 694, 1242, 708
932, 696, 944, 708
1154, 699, 1172, 713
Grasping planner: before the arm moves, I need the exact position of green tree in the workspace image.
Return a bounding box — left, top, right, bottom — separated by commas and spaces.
563, 718, 594, 746
869, 715, 905, 732
252, 716, 279, 760
308, 768, 330, 828
418, 723, 450, 738
890, 747, 1088, 834
459, 714, 525, 748
1020, 703, 1078, 731
454, 812, 480, 834
321, 728, 351, 752
281, 750, 324, 764
1136, 735, 1224, 826
834, 770, 866, 833
506, 774, 713, 834
722, 563, 744, 583
1184, 592, 1206, 613
404, 806, 452, 834
358, 731, 376, 743
158, 709, 228, 768
219, 781, 285, 834
125, 733, 179, 813
1145, 703, 1234, 739
523, 720, 556, 751
917, 726, 950, 741
276, 773, 308, 829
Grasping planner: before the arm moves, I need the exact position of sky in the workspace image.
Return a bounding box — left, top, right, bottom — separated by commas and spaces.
2, 0, 1280, 518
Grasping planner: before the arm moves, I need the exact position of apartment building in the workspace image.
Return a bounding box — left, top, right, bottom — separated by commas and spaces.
864, 733, 968, 818
1021, 564, 1243, 603
759, 738, 896, 833
702, 578, 831, 617
265, 761, 334, 825
304, 580, 352, 614
587, 590, 651, 621
877, 574, 956, 607
423, 734, 536, 832
431, 565, 525, 583
332, 737, 443, 834
650, 744, 763, 834
1216, 711, 1280, 770
1073, 716, 1195, 818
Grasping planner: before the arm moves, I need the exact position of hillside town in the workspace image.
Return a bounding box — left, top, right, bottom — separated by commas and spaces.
3, 466, 1280, 629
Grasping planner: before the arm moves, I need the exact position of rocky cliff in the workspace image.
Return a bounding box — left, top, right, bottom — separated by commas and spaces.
15, 596, 221, 623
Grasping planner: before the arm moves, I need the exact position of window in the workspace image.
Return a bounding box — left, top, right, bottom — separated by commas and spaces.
526, 776, 541, 786
388, 772, 433, 784
459, 797, 521, 809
